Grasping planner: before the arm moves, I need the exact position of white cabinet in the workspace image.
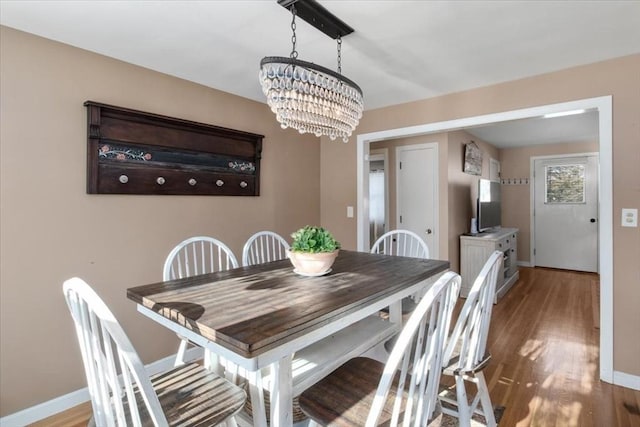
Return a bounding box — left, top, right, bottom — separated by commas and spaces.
460, 228, 519, 302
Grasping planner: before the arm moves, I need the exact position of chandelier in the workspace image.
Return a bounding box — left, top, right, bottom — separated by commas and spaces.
259, 0, 364, 143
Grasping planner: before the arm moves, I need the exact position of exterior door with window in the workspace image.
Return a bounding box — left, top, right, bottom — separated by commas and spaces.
534, 155, 599, 272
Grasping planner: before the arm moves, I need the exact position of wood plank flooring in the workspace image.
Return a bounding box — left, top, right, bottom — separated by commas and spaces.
480, 267, 640, 426
31, 267, 639, 426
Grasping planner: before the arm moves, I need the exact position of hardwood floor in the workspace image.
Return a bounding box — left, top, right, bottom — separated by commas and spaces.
480, 267, 639, 426
32, 267, 639, 426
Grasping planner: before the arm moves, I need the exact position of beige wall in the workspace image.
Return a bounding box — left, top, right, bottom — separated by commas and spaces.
447, 131, 499, 272
321, 54, 640, 377
500, 141, 599, 262
0, 27, 321, 416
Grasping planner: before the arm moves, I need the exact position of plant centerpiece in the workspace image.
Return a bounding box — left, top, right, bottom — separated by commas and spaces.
288, 226, 341, 276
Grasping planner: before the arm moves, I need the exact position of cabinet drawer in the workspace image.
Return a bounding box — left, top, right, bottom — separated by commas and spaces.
497, 237, 509, 250
497, 235, 517, 250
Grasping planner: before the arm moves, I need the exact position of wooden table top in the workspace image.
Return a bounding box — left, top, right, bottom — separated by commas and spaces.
127, 250, 449, 359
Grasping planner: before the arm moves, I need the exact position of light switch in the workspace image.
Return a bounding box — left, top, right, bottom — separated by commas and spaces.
621, 208, 638, 227
347, 206, 354, 218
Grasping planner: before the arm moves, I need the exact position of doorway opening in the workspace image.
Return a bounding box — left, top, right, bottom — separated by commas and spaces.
368, 148, 388, 245
355, 96, 613, 383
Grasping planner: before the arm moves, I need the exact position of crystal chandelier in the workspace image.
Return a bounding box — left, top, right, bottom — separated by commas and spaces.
259, 0, 363, 143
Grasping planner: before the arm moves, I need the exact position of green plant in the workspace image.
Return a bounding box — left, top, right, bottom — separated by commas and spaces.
290, 226, 341, 253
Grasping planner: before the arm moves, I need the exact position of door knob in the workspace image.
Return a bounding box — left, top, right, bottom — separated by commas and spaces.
590, 218, 597, 223
425, 229, 433, 234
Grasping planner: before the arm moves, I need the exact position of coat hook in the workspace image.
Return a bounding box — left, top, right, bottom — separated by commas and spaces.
119, 175, 129, 184
216, 180, 224, 187
188, 178, 197, 186
156, 177, 165, 185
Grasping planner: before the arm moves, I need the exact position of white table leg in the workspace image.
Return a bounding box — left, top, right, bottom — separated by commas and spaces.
204, 348, 224, 376
270, 355, 293, 427
247, 370, 268, 427
389, 300, 403, 325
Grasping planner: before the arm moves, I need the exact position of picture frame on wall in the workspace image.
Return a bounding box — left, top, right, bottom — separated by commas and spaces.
464, 141, 482, 176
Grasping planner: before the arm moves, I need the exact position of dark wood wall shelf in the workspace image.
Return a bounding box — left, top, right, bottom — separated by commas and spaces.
84, 101, 263, 196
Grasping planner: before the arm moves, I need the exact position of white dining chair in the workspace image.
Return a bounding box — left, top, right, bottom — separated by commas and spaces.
63, 277, 246, 427
299, 271, 461, 427
163, 236, 239, 366
371, 229, 431, 316
370, 229, 430, 259
439, 251, 503, 427
241, 230, 290, 267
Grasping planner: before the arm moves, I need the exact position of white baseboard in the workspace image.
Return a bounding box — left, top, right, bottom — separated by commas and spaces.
0, 347, 203, 427
517, 261, 533, 267
613, 370, 640, 391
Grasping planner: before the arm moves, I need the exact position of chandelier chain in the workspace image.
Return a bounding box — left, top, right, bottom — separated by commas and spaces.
337, 36, 342, 74
290, 6, 298, 59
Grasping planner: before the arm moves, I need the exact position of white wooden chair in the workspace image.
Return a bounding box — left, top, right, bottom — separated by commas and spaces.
163, 236, 239, 366
241, 231, 290, 267
439, 251, 503, 427
63, 277, 246, 427
298, 272, 461, 427
370, 229, 430, 259
371, 229, 430, 315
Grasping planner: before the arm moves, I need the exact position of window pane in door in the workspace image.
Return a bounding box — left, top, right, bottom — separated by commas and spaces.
545, 164, 585, 204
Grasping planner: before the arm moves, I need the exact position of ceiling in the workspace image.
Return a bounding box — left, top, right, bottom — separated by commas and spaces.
2, 0, 639, 147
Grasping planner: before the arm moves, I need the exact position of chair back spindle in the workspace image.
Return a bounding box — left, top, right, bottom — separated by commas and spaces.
163, 236, 238, 280
371, 229, 430, 259
242, 231, 290, 266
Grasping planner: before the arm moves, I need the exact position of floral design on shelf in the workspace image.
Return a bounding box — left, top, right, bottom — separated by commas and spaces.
228, 161, 256, 173
99, 144, 152, 161
97, 142, 255, 174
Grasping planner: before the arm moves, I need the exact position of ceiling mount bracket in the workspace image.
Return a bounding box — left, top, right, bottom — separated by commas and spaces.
277, 0, 354, 39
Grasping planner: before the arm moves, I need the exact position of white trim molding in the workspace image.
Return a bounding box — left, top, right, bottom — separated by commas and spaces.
613, 371, 640, 391
356, 96, 613, 384
0, 347, 204, 427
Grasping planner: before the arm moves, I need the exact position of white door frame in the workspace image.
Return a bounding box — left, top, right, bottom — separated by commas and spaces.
356, 95, 613, 384
530, 152, 599, 269
395, 143, 439, 259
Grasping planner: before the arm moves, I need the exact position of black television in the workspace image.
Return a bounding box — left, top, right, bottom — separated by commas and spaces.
477, 179, 501, 232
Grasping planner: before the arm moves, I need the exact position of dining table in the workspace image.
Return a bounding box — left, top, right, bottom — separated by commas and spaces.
127, 249, 449, 427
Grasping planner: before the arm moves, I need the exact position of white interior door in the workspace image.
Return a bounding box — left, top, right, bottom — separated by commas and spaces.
397, 143, 438, 258
534, 155, 598, 272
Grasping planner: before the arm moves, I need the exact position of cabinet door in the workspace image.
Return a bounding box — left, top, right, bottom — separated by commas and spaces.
461, 240, 496, 297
